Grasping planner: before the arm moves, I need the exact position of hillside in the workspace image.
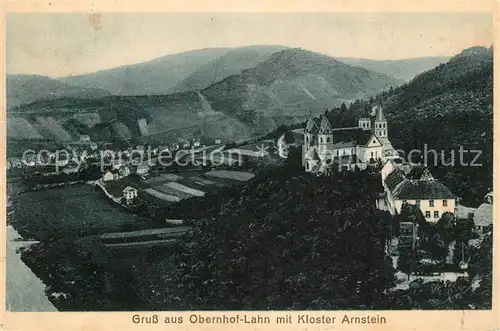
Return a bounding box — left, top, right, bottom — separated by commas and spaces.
8, 48, 401, 148
170, 45, 288, 93
337, 56, 450, 82
61, 48, 231, 95
136, 170, 396, 310
327, 46, 493, 206
203, 48, 402, 114
6, 75, 110, 109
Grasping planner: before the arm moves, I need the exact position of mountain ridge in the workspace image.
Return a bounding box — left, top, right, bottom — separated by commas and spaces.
8, 47, 401, 147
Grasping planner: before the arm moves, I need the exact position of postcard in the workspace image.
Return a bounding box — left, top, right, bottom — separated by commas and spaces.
1, 1, 498, 330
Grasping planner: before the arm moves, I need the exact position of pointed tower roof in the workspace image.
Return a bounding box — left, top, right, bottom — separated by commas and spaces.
306, 116, 319, 133
374, 105, 386, 122
319, 115, 332, 134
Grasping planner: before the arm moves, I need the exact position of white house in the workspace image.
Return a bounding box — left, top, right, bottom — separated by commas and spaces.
102, 170, 119, 182
123, 186, 138, 204
79, 135, 91, 142
118, 165, 131, 178
192, 138, 201, 148
382, 164, 456, 223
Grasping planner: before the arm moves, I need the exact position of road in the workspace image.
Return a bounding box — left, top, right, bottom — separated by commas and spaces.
5, 225, 57, 311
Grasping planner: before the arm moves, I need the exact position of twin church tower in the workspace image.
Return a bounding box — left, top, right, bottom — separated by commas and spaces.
303, 105, 398, 174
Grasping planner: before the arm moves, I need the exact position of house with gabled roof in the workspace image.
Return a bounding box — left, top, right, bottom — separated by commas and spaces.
381, 163, 456, 223
304, 105, 399, 175
123, 186, 138, 204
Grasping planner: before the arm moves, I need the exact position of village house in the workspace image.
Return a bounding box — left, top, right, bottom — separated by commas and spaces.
79, 134, 91, 142
303, 105, 399, 175
112, 158, 126, 170
9, 157, 23, 169
102, 170, 119, 182
473, 191, 493, 234
136, 163, 150, 175
118, 165, 131, 178
170, 142, 180, 151
380, 161, 456, 223
123, 186, 138, 204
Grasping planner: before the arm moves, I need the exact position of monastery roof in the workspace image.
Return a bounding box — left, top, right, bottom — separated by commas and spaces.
330, 127, 374, 147
473, 203, 493, 227
393, 180, 455, 200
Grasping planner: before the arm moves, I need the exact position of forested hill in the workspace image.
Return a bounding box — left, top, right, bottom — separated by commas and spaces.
327, 46, 494, 206
137, 169, 396, 310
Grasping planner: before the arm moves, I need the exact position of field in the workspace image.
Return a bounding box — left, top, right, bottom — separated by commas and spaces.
144, 188, 181, 202
9, 184, 158, 241
144, 173, 183, 186
205, 170, 255, 181
165, 182, 205, 197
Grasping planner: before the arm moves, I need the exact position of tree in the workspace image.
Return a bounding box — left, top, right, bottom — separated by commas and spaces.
340, 102, 348, 112
437, 212, 455, 245
283, 131, 295, 144
283, 145, 303, 176
397, 249, 412, 280
429, 232, 447, 260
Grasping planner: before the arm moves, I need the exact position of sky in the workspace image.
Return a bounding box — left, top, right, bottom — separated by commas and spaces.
6, 12, 493, 78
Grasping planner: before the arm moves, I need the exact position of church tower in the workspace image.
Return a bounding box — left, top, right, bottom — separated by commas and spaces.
317, 114, 333, 160
305, 116, 318, 151
374, 105, 387, 139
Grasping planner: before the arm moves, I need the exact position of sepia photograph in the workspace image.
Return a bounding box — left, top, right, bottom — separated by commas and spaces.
1, 5, 496, 325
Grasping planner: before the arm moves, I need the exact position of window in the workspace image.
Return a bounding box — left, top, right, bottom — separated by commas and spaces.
429, 200, 434, 207
371, 151, 374, 157
336, 150, 339, 156
442, 200, 448, 207
425, 211, 431, 218
434, 211, 439, 218
327, 137, 331, 143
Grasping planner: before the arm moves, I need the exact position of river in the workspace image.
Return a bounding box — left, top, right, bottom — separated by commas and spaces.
5, 225, 57, 311
5, 183, 161, 311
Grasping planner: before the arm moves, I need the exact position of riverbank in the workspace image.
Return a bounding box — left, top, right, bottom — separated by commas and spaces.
6, 225, 57, 311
